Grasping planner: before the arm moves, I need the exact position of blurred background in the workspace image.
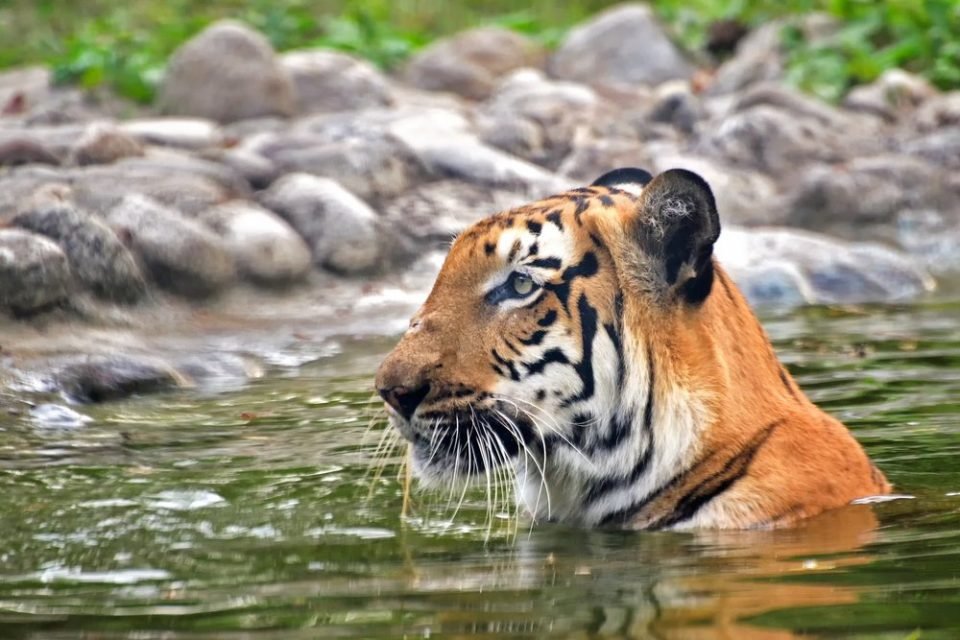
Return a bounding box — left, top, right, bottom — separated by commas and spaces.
1, 2, 959, 639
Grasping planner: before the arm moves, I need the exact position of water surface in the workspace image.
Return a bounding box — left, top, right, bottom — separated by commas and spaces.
2, 301, 959, 639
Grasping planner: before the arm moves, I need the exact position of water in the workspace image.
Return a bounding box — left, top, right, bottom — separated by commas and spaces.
1, 301, 959, 639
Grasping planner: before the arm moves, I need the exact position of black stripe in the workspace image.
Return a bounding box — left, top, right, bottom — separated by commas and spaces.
526, 220, 542, 234
528, 257, 562, 270
561, 294, 597, 407
779, 367, 799, 401
545, 210, 563, 230
524, 347, 569, 375
538, 309, 558, 327
491, 349, 521, 381
584, 344, 655, 499
647, 418, 785, 529
519, 330, 547, 346
600, 418, 784, 527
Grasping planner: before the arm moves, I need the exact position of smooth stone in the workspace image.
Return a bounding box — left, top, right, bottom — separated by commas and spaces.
0, 228, 72, 315
200, 200, 312, 286
259, 173, 381, 274
549, 3, 694, 88
107, 195, 236, 298
281, 49, 393, 113
158, 20, 296, 122
12, 186, 147, 303
55, 354, 185, 403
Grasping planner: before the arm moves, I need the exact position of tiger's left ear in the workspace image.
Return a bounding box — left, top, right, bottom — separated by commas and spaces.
630, 168, 721, 305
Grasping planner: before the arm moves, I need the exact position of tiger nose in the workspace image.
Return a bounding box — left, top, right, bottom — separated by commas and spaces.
378, 383, 431, 421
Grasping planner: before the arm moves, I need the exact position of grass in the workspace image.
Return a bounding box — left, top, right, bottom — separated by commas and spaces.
0, 0, 957, 104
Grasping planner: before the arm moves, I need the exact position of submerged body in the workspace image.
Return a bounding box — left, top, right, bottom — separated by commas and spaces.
376, 168, 890, 530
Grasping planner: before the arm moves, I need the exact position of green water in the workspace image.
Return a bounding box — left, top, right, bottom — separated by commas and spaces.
2, 302, 960, 640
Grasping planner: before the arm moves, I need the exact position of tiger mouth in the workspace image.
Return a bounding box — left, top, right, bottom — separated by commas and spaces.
400, 408, 537, 478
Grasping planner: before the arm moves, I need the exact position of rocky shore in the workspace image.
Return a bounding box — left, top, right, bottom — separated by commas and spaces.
1, 3, 956, 409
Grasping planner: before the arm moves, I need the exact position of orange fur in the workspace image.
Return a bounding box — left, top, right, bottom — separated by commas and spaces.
376, 170, 890, 530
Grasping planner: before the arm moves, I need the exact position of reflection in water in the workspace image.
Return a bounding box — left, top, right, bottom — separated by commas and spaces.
389, 505, 880, 640
1, 301, 960, 638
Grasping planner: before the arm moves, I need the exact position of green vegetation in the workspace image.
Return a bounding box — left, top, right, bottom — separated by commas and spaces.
0, 0, 957, 104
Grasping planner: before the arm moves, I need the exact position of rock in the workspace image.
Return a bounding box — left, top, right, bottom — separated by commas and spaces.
381, 180, 530, 246
30, 403, 93, 429
12, 186, 148, 303
384, 106, 570, 196
548, 3, 694, 89
646, 81, 703, 134
785, 155, 960, 230
268, 133, 428, 204
0, 228, 72, 315
403, 27, 546, 100
172, 352, 264, 394
204, 147, 280, 189
844, 69, 937, 121
107, 195, 236, 297
699, 104, 846, 176
0, 135, 60, 166
717, 227, 935, 307
158, 20, 296, 123
119, 118, 226, 150
0, 165, 67, 216
68, 122, 145, 165
71, 155, 236, 217
708, 14, 838, 96
558, 138, 653, 183
895, 209, 960, 273
901, 126, 960, 170
281, 49, 393, 113
259, 174, 381, 274
0, 66, 51, 115
200, 200, 311, 285
55, 354, 185, 403
479, 69, 598, 168
911, 91, 960, 132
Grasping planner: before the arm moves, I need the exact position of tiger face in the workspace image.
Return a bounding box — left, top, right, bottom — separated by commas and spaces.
375, 168, 889, 529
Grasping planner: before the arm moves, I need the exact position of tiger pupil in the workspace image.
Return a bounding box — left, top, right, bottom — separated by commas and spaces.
513, 274, 534, 296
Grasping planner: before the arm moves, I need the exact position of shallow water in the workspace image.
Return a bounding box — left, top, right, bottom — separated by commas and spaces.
1, 301, 960, 639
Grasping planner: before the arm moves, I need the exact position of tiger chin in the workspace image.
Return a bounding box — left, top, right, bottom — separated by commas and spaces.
375, 167, 891, 530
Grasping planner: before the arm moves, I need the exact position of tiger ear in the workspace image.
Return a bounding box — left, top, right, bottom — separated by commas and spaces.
592, 167, 653, 195
629, 168, 721, 305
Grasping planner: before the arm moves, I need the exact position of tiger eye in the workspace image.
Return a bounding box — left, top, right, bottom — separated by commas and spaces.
513, 274, 534, 296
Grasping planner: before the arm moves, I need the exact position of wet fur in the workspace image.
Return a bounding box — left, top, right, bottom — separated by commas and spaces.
376, 169, 890, 530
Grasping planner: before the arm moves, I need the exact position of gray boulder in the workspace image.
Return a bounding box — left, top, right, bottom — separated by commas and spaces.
382, 180, 530, 245
158, 20, 296, 122
12, 187, 147, 303
55, 354, 185, 403
708, 15, 838, 96
281, 49, 393, 113
403, 27, 545, 100
0, 228, 72, 315
119, 118, 226, 150
107, 195, 236, 297
785, 155, 960, 230
268, 133, 428, 204
548, 3, 693, 89
717, 227, 935, 307
259, 173, 381, 274
68, 121, 145, 166
71, 155, 237, 217
200, 200, 312, 285
479, 69, 598, 168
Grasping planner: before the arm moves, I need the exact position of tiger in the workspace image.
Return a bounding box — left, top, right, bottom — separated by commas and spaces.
375, 167, 891, 530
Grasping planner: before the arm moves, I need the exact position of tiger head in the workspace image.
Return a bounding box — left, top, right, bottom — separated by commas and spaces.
375, 167, 738, 526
